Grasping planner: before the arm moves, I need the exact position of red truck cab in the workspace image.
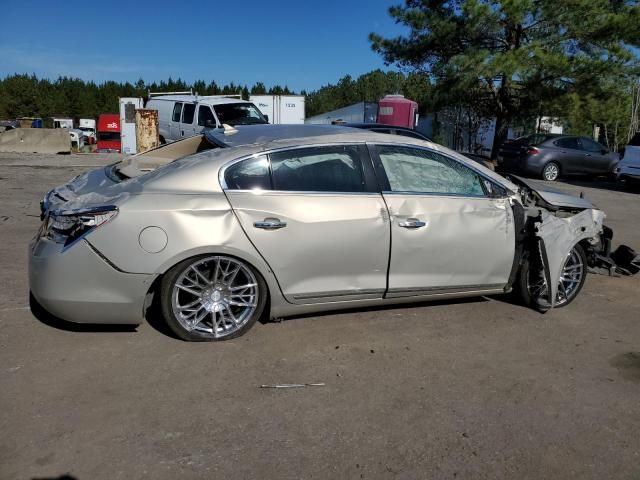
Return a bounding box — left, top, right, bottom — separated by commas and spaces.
96, 114, 121, 152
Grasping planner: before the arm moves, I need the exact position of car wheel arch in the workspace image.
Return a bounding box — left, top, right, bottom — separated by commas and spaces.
147, 247, 281, 318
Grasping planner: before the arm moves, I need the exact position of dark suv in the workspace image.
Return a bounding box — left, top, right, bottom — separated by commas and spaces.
498, 134, 618, 181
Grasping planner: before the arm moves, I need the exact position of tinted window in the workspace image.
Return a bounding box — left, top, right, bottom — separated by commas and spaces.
97, 132, 121, 141
270, 146, 366, 192
213, 103, 267, 126
182, 103, 195, 124
224, 156, 271, 190
528, 134, 555, 146
580, 137, 604, 152
198, 105, 216, 127
555, 137, 579, 149
377, 146, 485, 196
172, 103, 183, 122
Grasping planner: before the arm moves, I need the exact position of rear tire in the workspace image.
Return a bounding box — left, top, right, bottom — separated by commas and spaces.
160, 255, 267, 341
517, 243, 587, 310
541, 161, 560, 181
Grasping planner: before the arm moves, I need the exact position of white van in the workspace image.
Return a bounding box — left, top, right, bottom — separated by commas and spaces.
146, 93, 268, 143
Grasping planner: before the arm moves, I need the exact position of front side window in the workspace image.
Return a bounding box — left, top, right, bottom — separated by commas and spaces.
224, 155, 271, 190
182, 103, 195, 124
172, 103, 183, 122
198, 105, 216, 126
376, 145, 485, 196
270, 146, 366, 192
580, 137, 604, 153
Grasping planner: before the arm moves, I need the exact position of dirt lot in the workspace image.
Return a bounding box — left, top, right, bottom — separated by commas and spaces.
1, 152, 639, 480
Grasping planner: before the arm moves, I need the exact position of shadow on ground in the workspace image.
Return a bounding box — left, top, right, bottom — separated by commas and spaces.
29, 293, 137, 334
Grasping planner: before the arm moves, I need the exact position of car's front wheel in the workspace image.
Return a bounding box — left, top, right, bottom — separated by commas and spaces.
517, 243, 587, 310
160, 255, 267, 341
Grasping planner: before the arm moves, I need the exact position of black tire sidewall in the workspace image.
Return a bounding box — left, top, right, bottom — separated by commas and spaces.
160, 255, 267, 341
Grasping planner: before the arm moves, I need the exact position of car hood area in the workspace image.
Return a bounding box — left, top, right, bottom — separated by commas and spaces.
507, 175, 595, 210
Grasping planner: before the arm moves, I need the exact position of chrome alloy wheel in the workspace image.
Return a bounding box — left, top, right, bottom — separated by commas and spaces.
527, 246, 585, 306
543, 162, 560, 181
171, 256, 259, 339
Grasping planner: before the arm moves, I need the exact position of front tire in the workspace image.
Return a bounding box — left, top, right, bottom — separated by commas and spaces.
542, 161, 560, 181
160, 255, 267, 341
517, 243, 587, 310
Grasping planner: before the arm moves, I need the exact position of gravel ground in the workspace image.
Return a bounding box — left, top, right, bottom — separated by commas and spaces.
0, 152, 639, 480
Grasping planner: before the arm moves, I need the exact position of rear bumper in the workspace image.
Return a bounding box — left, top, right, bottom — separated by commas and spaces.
29, 237, 154, 324
498, 154, 544, 177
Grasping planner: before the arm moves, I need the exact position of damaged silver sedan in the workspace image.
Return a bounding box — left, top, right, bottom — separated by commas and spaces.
29, 125, 621, 341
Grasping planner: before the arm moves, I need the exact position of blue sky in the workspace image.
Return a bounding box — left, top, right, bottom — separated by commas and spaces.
0, 0, 406, 92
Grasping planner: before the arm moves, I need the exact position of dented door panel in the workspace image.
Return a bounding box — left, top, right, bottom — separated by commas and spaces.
384, 194, 515, 295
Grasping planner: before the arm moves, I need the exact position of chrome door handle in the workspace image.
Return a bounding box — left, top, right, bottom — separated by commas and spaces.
254, 218, 287, 230
398, 218, 427, 229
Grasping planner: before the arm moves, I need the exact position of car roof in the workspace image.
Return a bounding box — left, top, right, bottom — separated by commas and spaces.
345, 122, 413, 131
147, 95, 251, 105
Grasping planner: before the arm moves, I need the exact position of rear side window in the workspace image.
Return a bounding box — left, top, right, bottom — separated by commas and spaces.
555, 137, 579, 149
172, 103, 183, 122
376, 145, 485, 196
182, 104, 195, 124
270, 145, 366, 192
198, 106, 216, 126
224, 155, 271, 190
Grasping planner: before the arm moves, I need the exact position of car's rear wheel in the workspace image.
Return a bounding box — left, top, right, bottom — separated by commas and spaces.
160, 255, 266, 341
518, 243, 587, 309
542, 161, 560, 181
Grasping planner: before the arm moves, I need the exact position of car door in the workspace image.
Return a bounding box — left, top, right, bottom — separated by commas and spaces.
552, 137, 583, 173
196, 104, 217, 133
180, 102, 196, 138
169, 102, 183, 140
578, 137, 611, 174
222, 144, 390, 304
369, 144, 514, 297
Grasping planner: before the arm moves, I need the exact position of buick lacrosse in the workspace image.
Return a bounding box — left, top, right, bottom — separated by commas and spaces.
30, 125, 611, 341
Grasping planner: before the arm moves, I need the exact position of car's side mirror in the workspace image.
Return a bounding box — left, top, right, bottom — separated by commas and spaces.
205, 119, 216, 128
263, 114, 269, 123
601, 148, 608, 155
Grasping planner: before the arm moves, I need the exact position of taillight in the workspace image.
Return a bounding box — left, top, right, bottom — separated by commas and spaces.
43, 206, 118, 248
526, 147, 540, 155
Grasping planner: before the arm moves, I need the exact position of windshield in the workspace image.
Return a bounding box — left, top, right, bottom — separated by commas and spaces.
79, 127, 94, 132
213, 103, 267, 126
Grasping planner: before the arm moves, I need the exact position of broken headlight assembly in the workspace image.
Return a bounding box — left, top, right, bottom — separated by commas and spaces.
43, 206, 118, 247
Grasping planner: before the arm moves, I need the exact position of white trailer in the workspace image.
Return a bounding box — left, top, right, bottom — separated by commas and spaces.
250, 95, 305, 124
119, 97, 143, 154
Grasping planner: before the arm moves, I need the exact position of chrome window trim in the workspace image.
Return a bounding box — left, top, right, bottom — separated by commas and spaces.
219, 142, 370, 193
225, 190, 382, 197
381, 191, 490, 199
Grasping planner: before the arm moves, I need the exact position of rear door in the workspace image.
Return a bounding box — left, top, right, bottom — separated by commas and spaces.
180, 102, 196, 138
169, 102, 183, 140
370, 144, 514, 297
552, 137, 582, 173
222, 144, 390, 303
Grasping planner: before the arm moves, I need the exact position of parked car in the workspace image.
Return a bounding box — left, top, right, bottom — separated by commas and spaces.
498, 134, 618, 181
616, 133, 640, 190
32, 125, 613, 341
146, 93, 267, 144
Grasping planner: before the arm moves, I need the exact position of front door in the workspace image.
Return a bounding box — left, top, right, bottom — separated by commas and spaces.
552, 137, 583, 174
370, 144, 514, 297
578, 137, 611, 174
222, 144, 390, 303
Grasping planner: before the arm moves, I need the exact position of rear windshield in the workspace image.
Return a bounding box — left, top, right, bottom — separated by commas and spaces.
213, 103, 267, 126
527, 134, 555, 146
98, 132, 121, 141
